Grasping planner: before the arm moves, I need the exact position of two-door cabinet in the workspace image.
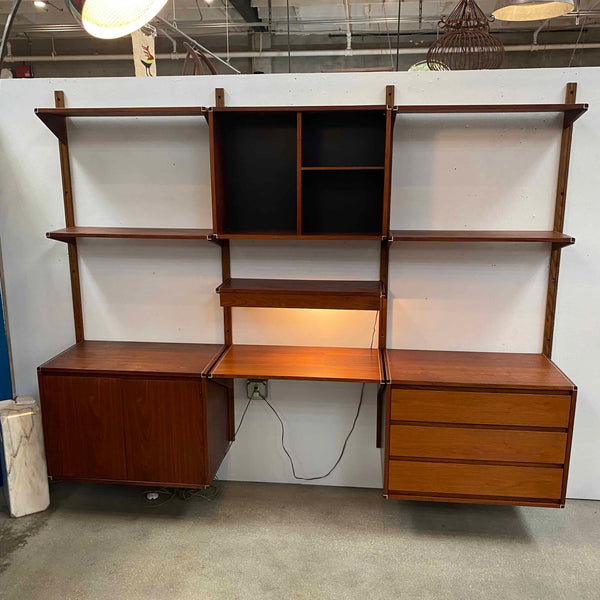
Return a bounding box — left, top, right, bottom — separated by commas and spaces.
38, 341, 232, 488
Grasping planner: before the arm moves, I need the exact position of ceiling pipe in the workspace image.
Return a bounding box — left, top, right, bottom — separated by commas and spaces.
5, 42, 600, 63
343, 0, 352, 51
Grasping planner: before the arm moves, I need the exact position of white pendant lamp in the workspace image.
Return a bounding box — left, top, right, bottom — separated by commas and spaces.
66, 0, 169, 39
492, 0, 574, 21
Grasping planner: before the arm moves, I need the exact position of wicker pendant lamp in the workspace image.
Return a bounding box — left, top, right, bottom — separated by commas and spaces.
427, 0, 505, 71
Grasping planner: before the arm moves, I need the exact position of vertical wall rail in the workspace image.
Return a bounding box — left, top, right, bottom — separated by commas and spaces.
296, 111, 303, 236
213, 88, 233, 346
543, 82, 577, 358
54, 91, 84, 343
379, 85, 394, 350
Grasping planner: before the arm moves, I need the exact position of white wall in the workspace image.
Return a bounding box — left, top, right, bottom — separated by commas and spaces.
0, 70, 598, 497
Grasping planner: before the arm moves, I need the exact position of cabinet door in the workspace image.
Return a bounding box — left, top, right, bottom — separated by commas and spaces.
40, 375, 127, 480
121, 379, 206, 486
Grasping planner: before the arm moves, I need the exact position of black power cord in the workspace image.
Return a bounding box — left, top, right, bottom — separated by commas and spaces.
262, 384, 366, 481
260, 311, 379, 481
219, 312, 379, 481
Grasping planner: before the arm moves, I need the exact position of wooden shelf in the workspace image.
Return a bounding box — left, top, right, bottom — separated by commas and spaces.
47, 227, 214, 242
38, 341, 224, 378
212, 105, 388, 113
217, 278, 383, 310
212, 233, 385, 241
210, 344, 384, 383
35, 106, 208, 142
387, 349, 575, 391
394, 103, 588, 126
389, 230, 575, 247
301, 166, 384, 171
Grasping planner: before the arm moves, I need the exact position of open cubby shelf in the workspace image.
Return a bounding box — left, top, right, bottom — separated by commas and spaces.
36, 85, 585, 507
211, 106, 390, 238
302, 170, 384, 235
216, 278, 383, 310
301, 110, 387, 168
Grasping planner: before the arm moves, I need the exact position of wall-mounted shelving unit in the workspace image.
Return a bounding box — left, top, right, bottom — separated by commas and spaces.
35, 83, 586, 507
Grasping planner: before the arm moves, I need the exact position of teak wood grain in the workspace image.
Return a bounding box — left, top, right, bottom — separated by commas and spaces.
390, 388, 572, 428
389, 230, 575, 246
54, 91, 84, 343
38, 340, 223, 378
216, 278, 382, 310
389, 424, 567, 464
121, 378, 206, 485
204, 379, 231, 479
393, 103, 587, 124
387, 349, 575, 391
212, 233, 385, 241
47, 227, 214, 241
40, 375, 127, 480
544, 83, 578, 358
210, 344, 383, 383
388, 460, 563, 500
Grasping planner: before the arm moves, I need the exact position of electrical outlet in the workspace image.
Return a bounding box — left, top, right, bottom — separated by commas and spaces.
247, 379, 268, 401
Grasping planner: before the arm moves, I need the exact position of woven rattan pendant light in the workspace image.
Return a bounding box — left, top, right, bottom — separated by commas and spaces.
427, 0, 504, 71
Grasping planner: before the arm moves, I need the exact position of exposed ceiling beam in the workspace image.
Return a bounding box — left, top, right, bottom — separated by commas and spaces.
229, 0, 267, 32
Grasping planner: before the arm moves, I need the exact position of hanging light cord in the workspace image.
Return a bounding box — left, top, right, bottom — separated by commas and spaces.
395, 0, 402, 71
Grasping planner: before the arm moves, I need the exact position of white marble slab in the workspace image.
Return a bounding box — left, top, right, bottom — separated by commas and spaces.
0, 398, 50, 517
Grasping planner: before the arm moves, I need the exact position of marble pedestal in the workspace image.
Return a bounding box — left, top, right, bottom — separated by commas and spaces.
0, 398, 50, 517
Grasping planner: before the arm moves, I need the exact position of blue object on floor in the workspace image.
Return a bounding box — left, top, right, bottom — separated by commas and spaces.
0, 287, 12, 402
0, 285, 13, 491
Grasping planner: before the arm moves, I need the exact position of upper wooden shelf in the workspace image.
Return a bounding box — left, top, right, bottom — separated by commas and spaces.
389, 230, 575, 247
211, 105, 388, 113
301, 166, 385, 171
38, 340, 223, 378
35, 106, 208, 142
47, 227, 214, 242
217, 278, 383, 310
394, 103, 588, 127
211, 233, 385, 241
209, 344, 384, 383
387, 349, 575, 391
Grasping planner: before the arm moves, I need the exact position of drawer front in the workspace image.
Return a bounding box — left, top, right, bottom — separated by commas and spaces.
388, 460, 563, 500
391, 388, 571, 428
389, 425, 567, 464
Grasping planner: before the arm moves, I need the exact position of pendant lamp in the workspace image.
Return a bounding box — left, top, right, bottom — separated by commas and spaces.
427, 0, 504, 71
492, 0, 574, 21
66, 0, 169, 39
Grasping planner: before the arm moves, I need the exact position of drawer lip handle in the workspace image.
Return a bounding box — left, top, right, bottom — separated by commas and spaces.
389, 420, 568, 433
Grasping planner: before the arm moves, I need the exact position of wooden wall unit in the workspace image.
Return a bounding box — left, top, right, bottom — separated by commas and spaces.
34, 84, 586, 506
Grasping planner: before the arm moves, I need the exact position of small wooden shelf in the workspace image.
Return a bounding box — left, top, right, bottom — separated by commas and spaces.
389, 230, 575, 247
47, 227, 214, 242
38, 340, 224, 378
387, 349, 575, 391
301, 166, 384, 171
212, 233, 385, 241
217, 278, 383, 310
36, 107, 208, 141
210, 344, 384, 383
394, 103, 588, 126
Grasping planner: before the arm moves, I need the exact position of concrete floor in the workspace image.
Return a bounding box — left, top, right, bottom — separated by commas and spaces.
0, 482, 599, 600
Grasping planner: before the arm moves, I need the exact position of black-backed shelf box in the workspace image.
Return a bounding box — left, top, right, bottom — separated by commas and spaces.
302, 170, 384, 235
302, 110, 386, 167
213, 111, 298, 235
